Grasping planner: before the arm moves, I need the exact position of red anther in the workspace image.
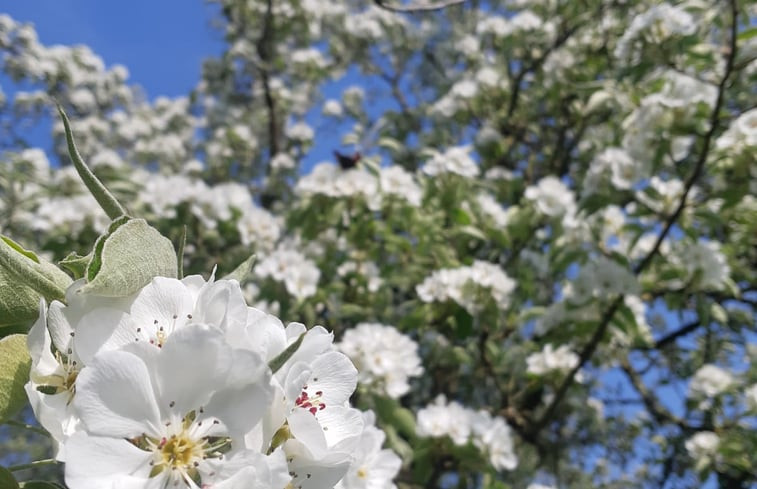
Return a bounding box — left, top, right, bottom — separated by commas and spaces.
319, 404, 326, 410
309, 407, 317, 414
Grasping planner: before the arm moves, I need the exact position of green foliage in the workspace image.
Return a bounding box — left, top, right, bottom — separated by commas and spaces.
0, 335, 31, 422
0, 467, 20, 489
81, 218, 178, 297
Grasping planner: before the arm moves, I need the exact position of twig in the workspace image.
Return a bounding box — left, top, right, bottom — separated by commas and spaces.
256, 0, 279, 159
3, 419, 51, 438
8, 458, 57, 472
618, 356, 686, 428
374, 0, 467, 13
651, 320, 702, 350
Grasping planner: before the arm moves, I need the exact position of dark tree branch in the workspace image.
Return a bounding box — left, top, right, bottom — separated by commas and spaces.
651, 320, 702, 350
374, 0, 467, 13
256, 0, 279, 159
618, 356, 686, 428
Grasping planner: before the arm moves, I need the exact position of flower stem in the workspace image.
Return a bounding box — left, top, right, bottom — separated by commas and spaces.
2, 420, 51, 438
8, 458, 57, 472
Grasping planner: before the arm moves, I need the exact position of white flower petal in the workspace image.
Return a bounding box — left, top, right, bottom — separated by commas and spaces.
129, 277, 194, 334
155, 324, 231, 415
308, 351, 358, 405
64, 432, 151, 489
204, 349, 273, 434
74, 307, 132, 364
74, 350, 161, 438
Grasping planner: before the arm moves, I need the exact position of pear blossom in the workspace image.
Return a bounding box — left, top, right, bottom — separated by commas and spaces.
24, 281, 135, 460
526, 344, 580, 376
71, 273, 249, 363
65, 325, 281, 489
423, 146, 479, 178
338, 322, 423, 398
416, 261, 515, 313
685, 431, 720, 471
524, 176, 576, 217
254, 247, 321, 299
335, 411, 402, 489
689, 364, 734, 398
416, 396, 472, 446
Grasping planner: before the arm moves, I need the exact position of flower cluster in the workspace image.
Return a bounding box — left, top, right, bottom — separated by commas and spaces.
416, 395, 517, 471
416, 260, 516, 313
337, 322, 423, 399
25, 274, 401, 489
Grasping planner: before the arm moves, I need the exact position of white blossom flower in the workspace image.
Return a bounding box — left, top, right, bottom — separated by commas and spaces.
689, 364, 734, 398
254, 248, 321, 300
685, 431, 720, 471
745, 384, 757, 411
72, 274, 248, 363
65, 325, 280, 489
615, 3, 696, 62
416, 261, 515, 313
416, 396, 471, 446
423, 146, 479, 178
524, 176, 576, 217
669, 240, 731, 291
476, 193, 511, 228
335, 411, 401, 489
379, 166, 422, 207
526, 344, 579, 376
338, 323, 423, 398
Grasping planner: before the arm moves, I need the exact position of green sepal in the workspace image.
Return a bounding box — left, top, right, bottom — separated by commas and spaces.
269, 332, 306, 374
221, 254, 256, 283
59, 252, 92, 280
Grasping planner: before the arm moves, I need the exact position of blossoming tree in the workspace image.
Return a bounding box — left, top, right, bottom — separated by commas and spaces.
1, 0, 756, 488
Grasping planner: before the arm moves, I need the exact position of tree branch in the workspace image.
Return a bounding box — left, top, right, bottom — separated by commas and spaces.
651, 320, 702, 350
256, 0, 279, 159
374, 0, 467, 13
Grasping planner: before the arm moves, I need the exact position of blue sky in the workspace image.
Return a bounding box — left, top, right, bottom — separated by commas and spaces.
2, 0, 225, 99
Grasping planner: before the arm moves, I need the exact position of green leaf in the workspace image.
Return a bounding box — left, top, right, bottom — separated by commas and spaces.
82, 218, 177, 297
0, 334, 31, 422
737, 26, 757, 42
373, 395, 417, 440
0, 467, 19, 489
221, 254, 256, 283
59, 252, 92, 280
58, 106, 127, 220
0, 265, 41, 332
458, 225, 487, 241
0, 236, 70, 308
268, 332, 306, 374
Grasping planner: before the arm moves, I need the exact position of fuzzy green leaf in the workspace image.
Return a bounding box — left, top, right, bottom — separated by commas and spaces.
82, 218, 177, 297
0, 334, 31, 422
